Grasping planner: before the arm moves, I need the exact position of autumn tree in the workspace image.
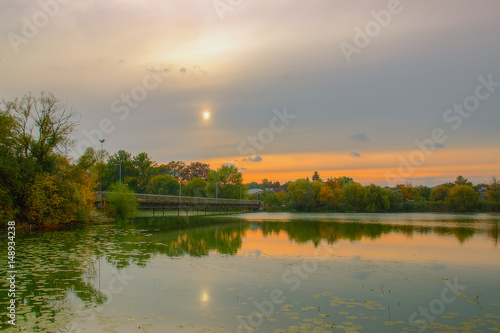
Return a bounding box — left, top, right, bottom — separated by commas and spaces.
397, 183, 419, 201
318, 186, 335, 206
447, 185, 479, 212
1, 92, 96, 226
185, 162, 210, 181
486, 176, 500, 202
430, 185, 450, 202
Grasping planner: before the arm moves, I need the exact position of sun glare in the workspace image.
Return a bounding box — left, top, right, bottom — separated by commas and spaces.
203, 111, 210, 120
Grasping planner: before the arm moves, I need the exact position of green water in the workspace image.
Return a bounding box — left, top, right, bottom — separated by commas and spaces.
1, 213, 500, 332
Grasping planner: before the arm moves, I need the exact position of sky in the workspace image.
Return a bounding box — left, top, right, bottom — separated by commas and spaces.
1, 0, 499, 186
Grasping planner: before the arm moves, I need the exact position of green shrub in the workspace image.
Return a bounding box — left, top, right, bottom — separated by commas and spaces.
105, 183, 137, 221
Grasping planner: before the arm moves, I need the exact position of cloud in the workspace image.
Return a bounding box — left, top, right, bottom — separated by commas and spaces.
350, 152, 361, 157
436, 143, 445, 149
222, 163, 236, 167
239, 167, 247, 171
243, 156, 263, 162
145, 66, 170, 76
351, 133, 370, 142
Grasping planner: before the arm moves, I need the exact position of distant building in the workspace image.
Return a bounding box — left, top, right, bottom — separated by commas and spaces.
478, 187, 488, 200
248, 189, 264, 195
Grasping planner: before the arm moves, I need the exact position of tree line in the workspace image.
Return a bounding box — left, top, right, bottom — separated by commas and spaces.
259, 174, 500, 213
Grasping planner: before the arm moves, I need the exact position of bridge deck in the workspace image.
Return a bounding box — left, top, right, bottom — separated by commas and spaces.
95, 192, 262, 210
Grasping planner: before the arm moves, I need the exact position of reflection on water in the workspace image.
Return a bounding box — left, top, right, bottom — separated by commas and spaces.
1, 213, 499, 332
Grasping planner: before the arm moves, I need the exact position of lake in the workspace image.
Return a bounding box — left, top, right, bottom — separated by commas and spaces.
1, 213, 500, 332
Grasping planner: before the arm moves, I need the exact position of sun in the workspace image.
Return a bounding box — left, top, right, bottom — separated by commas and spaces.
203, 111, 210, 120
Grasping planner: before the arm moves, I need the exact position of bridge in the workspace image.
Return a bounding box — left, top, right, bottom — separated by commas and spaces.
95, 192, 263, 215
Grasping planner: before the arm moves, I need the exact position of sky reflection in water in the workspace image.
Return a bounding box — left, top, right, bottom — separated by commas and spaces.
1, 213, 499, 332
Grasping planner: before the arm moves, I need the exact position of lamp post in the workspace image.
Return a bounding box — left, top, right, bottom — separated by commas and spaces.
114, 163, 121, 185
213, 181, 218, 202
179, 178, 182, 204
99, 139, 105, 193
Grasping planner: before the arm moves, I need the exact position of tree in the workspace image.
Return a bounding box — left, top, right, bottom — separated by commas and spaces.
318, 186, 334, 206
248, 182, 259, 190
77, 147, 98, 171
185, 162, 210, 181
486, 176, 500, 202
165, 161, 187, 179
312, 171, 321, 182
132, 152, 155, 192
262, 192, 286, 211
334, 176, 353, 188
447, 185, 479, 212
361, 184, 390, 212
397, 183, 418, 201
430, 185, 450, 202
261, 179, 272, 190
455, 175, 472, 187
389, 190, 404, 211
146, 174, 179, 195
287, 179, 316, 211
104, 150, 136, 190
1, 93, 96, 226
207, 165, 244, 199
0, 111, 18, 224
416, 185, 431, 201
5, 92, 77, 169
24, 157, 95, 225
343, 181, 364, 211
183, 177, 208, 197
105, 183, 137, 221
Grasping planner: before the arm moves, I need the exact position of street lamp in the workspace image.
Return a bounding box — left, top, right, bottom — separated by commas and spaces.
213, 181, 218, 202
99, 139, 105, 193
114, 163, 122, 185
179, 178, 182, 204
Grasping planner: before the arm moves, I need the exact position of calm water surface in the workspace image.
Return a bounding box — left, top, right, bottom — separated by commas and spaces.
1, 213, 500, 332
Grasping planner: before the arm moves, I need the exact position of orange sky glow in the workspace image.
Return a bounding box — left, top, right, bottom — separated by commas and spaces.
205, 146, 500, 186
